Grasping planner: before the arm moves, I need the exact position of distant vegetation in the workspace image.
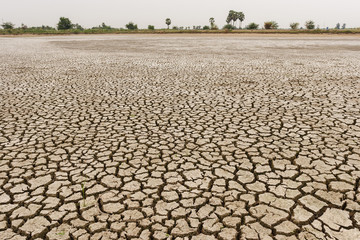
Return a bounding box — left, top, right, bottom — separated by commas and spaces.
290, 23, 299, 30
1, 22, 15, 29
209, 18, 218, 30
0, 14, 359, 35
335, 23, 346, 29
57, 17, 73, 30
92, 23, 111, 30
264, 21, 279, 29
225, 10, 245, 29
126, 22, 138, 30
165, 18, 171, 29
246, 23, 259, 30
305, 20, 315, 30
223, 24, 235, 30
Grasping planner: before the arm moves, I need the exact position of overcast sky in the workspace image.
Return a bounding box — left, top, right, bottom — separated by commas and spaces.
1, 0, 360, 29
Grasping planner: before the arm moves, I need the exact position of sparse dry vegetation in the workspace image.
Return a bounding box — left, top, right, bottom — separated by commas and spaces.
1, 28, 360, 35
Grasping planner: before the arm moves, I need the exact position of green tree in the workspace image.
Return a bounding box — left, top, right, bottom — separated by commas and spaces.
203, 25, 210, 30
226, 15, 232, 25
1, 22, 15, 29
305, 20, 315, 29
342, 23, 346, 29
231, 11, 238, 27
226, 10, 236, 26
126, 22, 138, 30
237, 12, 245, 29
165, 18, 171, 29
335, 23, 340, 29
246, 22, 259, 30
57, 17, 73, 30
290, 22, 299, 30
148, 25, 155, 30
226, 11, 245, 28
209, 17, 215, 29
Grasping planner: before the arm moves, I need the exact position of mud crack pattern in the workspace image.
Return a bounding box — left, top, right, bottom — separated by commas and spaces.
1, 35, 360, 240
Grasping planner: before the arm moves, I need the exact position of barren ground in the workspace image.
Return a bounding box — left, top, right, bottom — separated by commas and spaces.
1, 35, 360, 240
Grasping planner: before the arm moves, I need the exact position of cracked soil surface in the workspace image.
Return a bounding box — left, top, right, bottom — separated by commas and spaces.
0, 34, 360, 240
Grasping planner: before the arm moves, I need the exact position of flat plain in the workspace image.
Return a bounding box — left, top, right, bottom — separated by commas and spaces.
1, 34, 360, 240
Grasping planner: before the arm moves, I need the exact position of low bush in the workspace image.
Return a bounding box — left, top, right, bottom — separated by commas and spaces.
223, 24, 235, 30
290, 23, 299, 30
246, 22, 259, 29
264, 21, 278, 29
305, 20, 315, 29
126, 22, 138, 30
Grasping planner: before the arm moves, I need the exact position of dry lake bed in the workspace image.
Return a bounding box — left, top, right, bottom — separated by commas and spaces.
0, 34, 360, 240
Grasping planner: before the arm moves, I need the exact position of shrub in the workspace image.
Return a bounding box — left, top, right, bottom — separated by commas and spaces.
305, 20, 315, 29
148, 25, 155, 30
264, 22, 272, 29
246, 22, 259, 29
41, 25, 55, 30
100, 23, 111, 29
57, 17, 73, 30
74, 24, 84, 30
264, 21, 278, 29
223, 24, 235, 30
203, 25, 210, 30
92, 23, 111, 30
126, 22, 138, 30
290, 22, 299, 30
1, 22, 15, 29
271, 21, 279, 29
172, 26, 179, 30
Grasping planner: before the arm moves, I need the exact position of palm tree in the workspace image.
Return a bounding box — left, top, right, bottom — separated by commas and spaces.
209, 17, 215, 29
226, 16, 231, 25
226, 10, 235, 26
231, 11, 238, 27
237, 12, 245, 29
165, 18, 171, 29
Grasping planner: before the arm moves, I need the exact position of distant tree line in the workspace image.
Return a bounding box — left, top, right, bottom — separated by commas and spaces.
0, 14, 353, 31
224, 10, 245, 29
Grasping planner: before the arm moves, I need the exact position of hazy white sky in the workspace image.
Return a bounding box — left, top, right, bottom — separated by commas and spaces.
1, 0, 359, 29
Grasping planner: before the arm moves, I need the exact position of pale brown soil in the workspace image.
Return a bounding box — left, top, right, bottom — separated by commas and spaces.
0, 35, 360, 240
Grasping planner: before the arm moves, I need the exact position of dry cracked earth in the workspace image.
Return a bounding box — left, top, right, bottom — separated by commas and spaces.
0, 34, 360, 240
